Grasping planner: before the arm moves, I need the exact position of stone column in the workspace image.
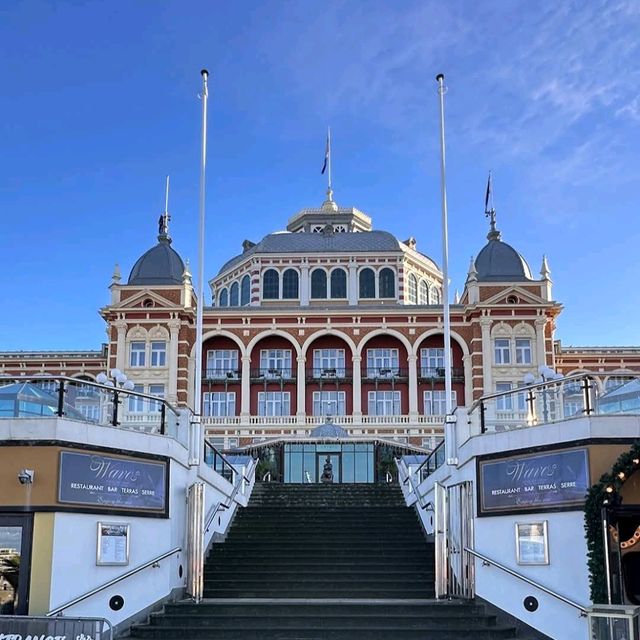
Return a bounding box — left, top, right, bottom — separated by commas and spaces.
408, 354, 418, 416
463, 354, 473, 407
348, 260, 358, 306
300, 261, 310, 306
115, 320, 127, 371
297, 355, 306, 421
167, 319, 181, 404
480, 316, 493, 396
240, 355, 251, 416
535, 318, 547, 368
352, 355, 362, 417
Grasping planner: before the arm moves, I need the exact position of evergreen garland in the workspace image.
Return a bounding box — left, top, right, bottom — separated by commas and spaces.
584, 440, 640, 603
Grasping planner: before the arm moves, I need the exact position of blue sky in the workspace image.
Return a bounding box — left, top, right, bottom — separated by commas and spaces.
1, 0, 638, 350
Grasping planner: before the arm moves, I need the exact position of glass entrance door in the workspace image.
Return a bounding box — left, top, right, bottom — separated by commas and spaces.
0, 515, 32, 615
317, 453, 341, 483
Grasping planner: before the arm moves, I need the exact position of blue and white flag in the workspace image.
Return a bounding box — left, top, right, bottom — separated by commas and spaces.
321, 132, 329, 174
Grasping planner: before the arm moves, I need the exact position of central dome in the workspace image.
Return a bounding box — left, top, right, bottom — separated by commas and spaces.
128, 235, 185, 286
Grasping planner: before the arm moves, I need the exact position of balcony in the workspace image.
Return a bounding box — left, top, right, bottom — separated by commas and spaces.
306, 368, 353, 382
419, 367, 465, 382
203, 368, 241, 382
364, 367, 409, 382
250, 368, 296, 383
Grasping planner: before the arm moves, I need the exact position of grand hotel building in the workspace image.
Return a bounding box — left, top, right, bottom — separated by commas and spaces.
2, 190, 639, 450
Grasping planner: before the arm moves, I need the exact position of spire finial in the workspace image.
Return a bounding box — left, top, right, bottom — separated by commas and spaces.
112, 263, 121, 284
467, 256, 478, 282
182, 258, 192, 284
158, 175, 172, 242
540, 254, 551, 280
484, 171, 501, 240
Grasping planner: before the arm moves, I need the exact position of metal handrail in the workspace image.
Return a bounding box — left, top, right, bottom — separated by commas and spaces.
414, 439, 445, 478
467, 372, 594, 414
465, 547, 588, 616
395, 458, 431, 511
46, 547, 181, 616
205, 458, 256, 533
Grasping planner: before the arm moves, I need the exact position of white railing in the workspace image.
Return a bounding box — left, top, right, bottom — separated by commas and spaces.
202, 414, 447, 428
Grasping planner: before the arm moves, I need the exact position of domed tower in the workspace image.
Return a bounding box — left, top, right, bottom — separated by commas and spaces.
100, 198, 195, 407
460, 195, 562, 400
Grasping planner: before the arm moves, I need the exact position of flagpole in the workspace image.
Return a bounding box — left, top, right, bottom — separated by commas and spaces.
327, 126, 332, 194
192, 68, 209, 466
436, 73, 456, 466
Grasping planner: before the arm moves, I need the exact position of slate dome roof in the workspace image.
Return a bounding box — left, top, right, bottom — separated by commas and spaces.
128, 235, 185, 286
475, 231, 532, 282
218, 230, 439, 275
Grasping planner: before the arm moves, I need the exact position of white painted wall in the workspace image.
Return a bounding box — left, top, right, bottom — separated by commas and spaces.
0, 417, 253, 630
399, 414, 640, 640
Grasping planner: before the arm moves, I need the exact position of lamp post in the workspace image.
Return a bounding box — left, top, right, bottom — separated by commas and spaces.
523, 366, 564, 424
96, 368, 135, 426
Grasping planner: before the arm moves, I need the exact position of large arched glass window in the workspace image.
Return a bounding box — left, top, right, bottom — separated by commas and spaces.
330, 268, 347, 298
419, 280, 429, 304
379, 268, 395, 298
311, 269, 327, 299
407, 274, 417, 303
263, 269, 279, 299
219, 288, 228, 307
229, 282, 239, 306
430, 287, 441, 304
359, 268, 375, 298
282, 269, 299, 299
240, 275, 251, 306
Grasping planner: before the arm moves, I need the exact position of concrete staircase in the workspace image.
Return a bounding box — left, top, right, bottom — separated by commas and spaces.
129, 483, 518, 639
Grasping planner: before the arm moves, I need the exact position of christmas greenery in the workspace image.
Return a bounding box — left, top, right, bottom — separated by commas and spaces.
584, 440, 640, 603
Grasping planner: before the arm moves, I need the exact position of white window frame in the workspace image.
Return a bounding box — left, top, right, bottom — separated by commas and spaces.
129, 342, 146, 368
367, 390, 401, 416
423, 390, 457, 415
206, 349, 239, 379
260, 349, 292, 378
420, 348, 453, 377
312, 391, 346, 416
515, 338, 532, 365
258, 391, 291, 416
203, 391, 236, 417
496, 382, 513, 411
494, 338, 511, 365
366, 348, 399, 377
313, 348, 346, 377
407, 274, 417, 304
150, 341, 167, 367
148, 383, 165, 412
127, 384, 146, 413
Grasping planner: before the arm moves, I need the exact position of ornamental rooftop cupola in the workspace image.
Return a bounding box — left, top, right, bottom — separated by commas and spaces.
210, 189, 444, 308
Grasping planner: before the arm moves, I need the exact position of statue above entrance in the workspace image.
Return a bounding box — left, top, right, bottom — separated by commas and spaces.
321, 455, 334, 483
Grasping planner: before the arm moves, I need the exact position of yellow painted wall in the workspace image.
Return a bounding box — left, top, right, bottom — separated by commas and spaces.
28, 513, 54, 614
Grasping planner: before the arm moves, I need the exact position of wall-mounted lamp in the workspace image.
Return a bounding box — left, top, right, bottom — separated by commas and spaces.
18, 469, 34, 485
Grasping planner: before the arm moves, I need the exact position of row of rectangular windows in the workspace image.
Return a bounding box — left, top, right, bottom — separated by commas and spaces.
202, 390, 457, 417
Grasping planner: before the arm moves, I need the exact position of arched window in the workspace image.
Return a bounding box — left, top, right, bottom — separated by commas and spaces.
263, 269, 279, 299
359, 268, 375, 298
240, 275, 251, 306
419, 280, 429, 304
379, 268, 395, 298
282, 269, 299, 299
311, 269, 327, 299
229, 282, 239, 306
430, 287, 441, 305
330, 268, 347, 298
407, 274, 417, 303
219, 288, 228, 307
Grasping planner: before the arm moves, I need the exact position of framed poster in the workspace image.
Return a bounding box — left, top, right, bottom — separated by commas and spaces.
97, 522, 130, 566
515, 521, 549, 565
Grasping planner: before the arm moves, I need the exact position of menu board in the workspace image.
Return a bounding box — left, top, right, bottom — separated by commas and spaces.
97, 522, 130, 565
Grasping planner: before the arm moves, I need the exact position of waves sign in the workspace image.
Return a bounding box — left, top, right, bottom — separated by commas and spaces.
478, 448, 590, 516
58, 451, 168, 515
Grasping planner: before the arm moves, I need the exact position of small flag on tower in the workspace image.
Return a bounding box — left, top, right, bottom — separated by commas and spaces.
484, 171, 492, 213
321, 131, 330, 175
